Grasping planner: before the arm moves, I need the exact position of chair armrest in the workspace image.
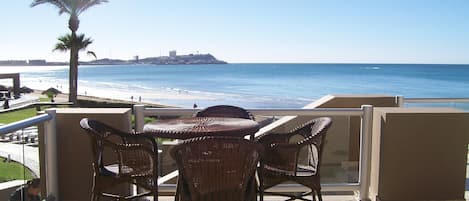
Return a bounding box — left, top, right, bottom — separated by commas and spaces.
104, 132, 158, 154
88, 119, 156, 145
255, 133, 290, 144
115, 143, 158, 156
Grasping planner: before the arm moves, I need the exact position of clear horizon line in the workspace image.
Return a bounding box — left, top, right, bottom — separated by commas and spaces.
2, 58, 469, 66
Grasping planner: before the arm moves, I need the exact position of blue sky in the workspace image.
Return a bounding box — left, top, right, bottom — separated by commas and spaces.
1, 0, 469, 63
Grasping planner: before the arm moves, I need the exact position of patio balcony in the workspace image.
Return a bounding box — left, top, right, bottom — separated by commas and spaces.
0, 94, 468, 201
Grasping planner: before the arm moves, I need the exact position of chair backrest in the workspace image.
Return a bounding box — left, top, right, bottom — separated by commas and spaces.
194, 105, 255, 120
80, 118, 156, 175
294, 117, 332, 175
170, 136, 263, 201
256, 117, 332, 175
80, 118, 112, 173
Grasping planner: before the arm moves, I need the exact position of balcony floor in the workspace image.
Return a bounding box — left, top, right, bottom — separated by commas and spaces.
155, 195, 356, 201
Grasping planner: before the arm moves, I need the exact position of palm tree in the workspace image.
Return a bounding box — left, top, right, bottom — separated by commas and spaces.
31, 0, 108, 104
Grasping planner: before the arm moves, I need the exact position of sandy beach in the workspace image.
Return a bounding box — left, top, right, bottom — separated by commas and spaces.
28, 89, 174, 108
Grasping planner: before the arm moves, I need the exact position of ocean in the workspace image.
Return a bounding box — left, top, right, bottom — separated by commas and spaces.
2, 63, 469, 108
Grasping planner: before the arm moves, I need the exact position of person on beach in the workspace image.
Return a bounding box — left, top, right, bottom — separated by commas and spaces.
3, 99, 10, 109
9, 178, 41, 201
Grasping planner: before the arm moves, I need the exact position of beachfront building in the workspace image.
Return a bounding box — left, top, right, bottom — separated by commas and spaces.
169, 50, 177, 58
0, 60, 27, 66
27, 60, 47, 66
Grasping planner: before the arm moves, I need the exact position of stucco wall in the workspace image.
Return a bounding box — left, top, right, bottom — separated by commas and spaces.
370, 107, 469, 201
39, 108, 131, 201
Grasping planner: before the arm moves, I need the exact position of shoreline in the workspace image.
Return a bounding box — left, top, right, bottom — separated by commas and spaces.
29, 89, 175, 108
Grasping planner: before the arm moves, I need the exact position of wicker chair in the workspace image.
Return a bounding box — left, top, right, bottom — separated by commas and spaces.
255, 117, 332, 201
170, 136, 264, 201
80, 118, 159, 201
194, 105, 256, 140
194, 105, 255, 121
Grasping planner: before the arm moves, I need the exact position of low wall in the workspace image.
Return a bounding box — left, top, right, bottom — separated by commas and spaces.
369, 107, 469, 201
39, 108, 132, 201
0, 180, 25, 201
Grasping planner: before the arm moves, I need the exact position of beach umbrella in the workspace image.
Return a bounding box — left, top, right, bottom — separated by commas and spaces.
20, 86, 34, 94
42, 87, 62, 102
42, 87, 61, 95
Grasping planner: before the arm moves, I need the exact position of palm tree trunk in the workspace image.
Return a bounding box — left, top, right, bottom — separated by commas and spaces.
69, 32, 79, 104
68, 14, 80, 105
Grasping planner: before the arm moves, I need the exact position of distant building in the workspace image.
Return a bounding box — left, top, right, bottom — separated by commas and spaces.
169, 50, 177, 58
0, 60, 27, 65
134, 55, 139, 63
28, 60, 47, 65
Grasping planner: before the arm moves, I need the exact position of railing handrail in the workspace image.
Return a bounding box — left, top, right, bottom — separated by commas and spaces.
0, 113, 52, 135
0, 102, 73, 114
404, 97, 469, 103
140, 107, 364, 116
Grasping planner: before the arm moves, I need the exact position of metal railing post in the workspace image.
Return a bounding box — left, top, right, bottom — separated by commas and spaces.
359, 105, 373, 201
44, 109, 58, 200
134, 105, 145, 133
396, 95, 404, 107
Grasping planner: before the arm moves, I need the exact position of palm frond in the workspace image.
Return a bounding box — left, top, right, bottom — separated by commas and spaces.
77, 0, 108, 15
87, 51, 97, 60
53, 43, 69, 52
53, 34, 73, 52
75, 33, 93, 50
52, 33, 94, 53
31, 0, 107, 16
31, 0, 71, 15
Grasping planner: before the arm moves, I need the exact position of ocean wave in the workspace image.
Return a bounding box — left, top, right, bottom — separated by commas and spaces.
364, 66, 381, 70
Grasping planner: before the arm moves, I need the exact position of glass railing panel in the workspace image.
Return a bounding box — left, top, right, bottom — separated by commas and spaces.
404, 102, 469, 111
466, 144, 468, 200
0, 126, 40, 200
152, 114, 358, 188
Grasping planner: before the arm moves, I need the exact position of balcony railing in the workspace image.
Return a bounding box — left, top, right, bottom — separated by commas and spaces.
134, 105, 374, 200
0, 109, 58, 200
397, 96, 469, 110
1, 96, 468, 201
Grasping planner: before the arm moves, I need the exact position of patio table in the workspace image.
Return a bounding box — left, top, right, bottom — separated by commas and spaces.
143, 117, 260, 140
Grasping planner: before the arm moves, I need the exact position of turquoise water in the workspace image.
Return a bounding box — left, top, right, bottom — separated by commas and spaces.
11, 63, 469, 108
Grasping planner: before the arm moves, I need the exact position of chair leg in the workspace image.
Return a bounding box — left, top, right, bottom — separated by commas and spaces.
257, 164, 265, 201
317, 190, 322, 201
258, 176, 264, 201
91, 177, 99, 201
91, 192, 100, 201
154, 189, 158, 201
174, 177, 182, 201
